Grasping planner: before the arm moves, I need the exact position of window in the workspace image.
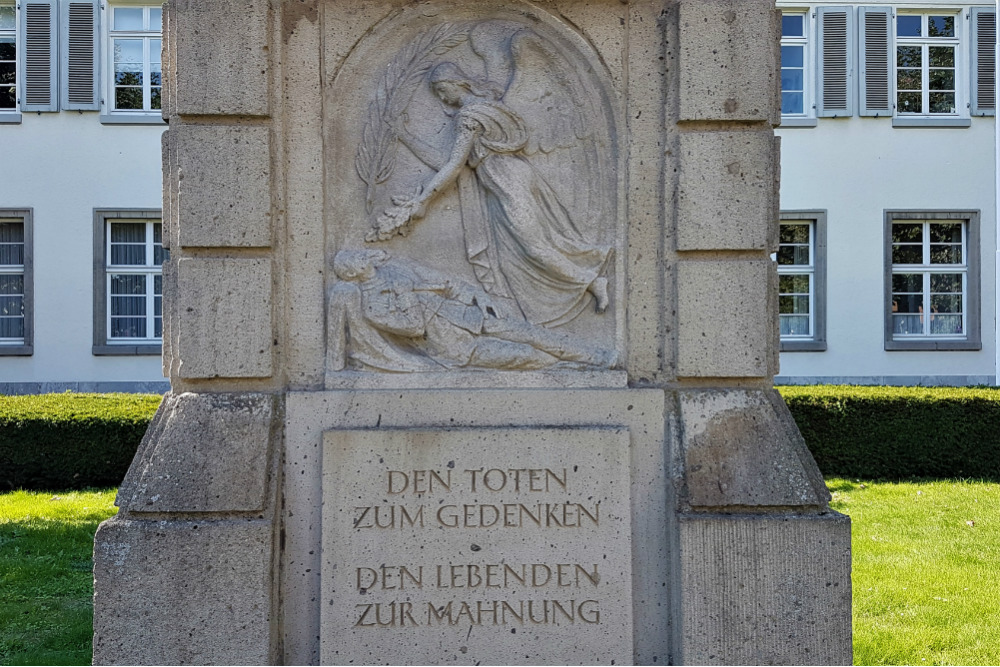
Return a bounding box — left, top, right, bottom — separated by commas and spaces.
0, 3, 14, 113
778, 211, 827, 351
895, 13, 962, 117
93, 209, 165, 355
106, 4, 161, 115
885, 211, 980, 351
780, 12, 817, 126
0, 209, 32, 356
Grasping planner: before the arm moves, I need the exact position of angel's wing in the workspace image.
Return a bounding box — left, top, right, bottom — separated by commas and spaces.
502, 29, 591, 155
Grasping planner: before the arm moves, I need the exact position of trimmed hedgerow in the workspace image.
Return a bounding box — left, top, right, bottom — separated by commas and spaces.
0, 393, 162, 490
778, 385, 1000, 480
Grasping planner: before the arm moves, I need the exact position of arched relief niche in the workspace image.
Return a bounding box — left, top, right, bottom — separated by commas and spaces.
324, 1, 623, 380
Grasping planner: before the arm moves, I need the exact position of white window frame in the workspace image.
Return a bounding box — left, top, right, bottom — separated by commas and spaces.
778, 211, 827, 352
894, 10, 968, 121
780, 9, 817, 127
100, 2, 163, 123
93, 209, 164, 355
884, 210, 981, 351
0, 1, 18, 121
0, 209, 32, 356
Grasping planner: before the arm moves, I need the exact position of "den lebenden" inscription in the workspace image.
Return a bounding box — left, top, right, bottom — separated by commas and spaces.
321, 428, 632, 665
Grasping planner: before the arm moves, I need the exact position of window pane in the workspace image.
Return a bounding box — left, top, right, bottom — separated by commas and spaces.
777, 245, 810, 266
0, 37, 14, 61
151, 39, 161, 64
893, 314, 923, 334
931, 273, 962, 293
782, 15, 804, 37
0, 86, 13, 109
780, 315, 810, 336
0, 316, 23, 339
897, 15, 921, 37
892, 245, 922, 264
930, 314, 962, 335
897, 46, 922, 67
896, 69, 920, 90
928, 16, 954, 37
111, 274, 146, 296
928, 92, 955, 114
0, 274, 23, 295
892, 223, 923, 243
893, 273, 922, 292
780, 45, 803, 68
779, 274, 811, 294
779, 295, 810, 314
929, 46, 954, 68
0, 6, 14, 30
0, 294, 22, 315
929, 224, 962, 243
116, 87, 143, 109
780, 224, 810, 244
781, 69, 804, 93
930, 244, 961, 264
781, 92, 803, 115
930, 294, 962, 314
897, 92, 921, 113
113, 7, 143, 30
111, 317, 146, 338
929, 69, 954, 91
151, 87, 161, 110
111, 222, 145, 243
154, 317, 162, 338
114, 39, 143, 63
115, 63, 143, 86
149, 8, 162, 31
892, 293, 923, 313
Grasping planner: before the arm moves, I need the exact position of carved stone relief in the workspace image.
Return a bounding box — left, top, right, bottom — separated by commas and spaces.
325, 7, 621, 376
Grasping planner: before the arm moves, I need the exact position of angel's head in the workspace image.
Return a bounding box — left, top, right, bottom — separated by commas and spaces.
429, 62, 502, 106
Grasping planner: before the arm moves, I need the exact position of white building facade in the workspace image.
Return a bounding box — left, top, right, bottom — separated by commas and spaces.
775, 0, 998, 385
1, 0, 167, 393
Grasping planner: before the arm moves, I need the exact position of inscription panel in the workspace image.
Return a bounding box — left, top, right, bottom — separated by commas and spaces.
321, 427, 633, 665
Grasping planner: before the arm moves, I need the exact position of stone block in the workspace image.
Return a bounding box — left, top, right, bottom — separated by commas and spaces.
176, 258, 273, 379
677, 260, 774, 377
678, 389, 829, 509
678, 0, 779, 123
172, 0, 270, 117
677, 513, 852, 665
119, 392, 276, 514
175, 125, 271, 248
677, 130, 776, 251
93, 517, 275, 666
321, 427, 633, 665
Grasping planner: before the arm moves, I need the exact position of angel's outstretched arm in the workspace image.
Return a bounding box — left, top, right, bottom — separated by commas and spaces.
411, 123, 477, 215
396, 125, 448, 171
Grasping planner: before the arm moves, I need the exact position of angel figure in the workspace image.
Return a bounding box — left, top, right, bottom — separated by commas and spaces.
374, 38, 612, 329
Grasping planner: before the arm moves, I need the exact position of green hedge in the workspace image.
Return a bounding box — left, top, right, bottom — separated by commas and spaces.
779, 385, 1000, 480
0, 393, 162, 490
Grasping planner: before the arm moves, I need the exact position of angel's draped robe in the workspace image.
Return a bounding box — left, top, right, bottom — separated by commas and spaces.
455, 101, 611, 327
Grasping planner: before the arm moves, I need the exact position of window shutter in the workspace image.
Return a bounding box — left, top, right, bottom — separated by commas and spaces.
816, 6, 855, 117
19, 0, 58, 112
61, 0, 100, 110
971, 7, 996, 116
858, 7, 893, 117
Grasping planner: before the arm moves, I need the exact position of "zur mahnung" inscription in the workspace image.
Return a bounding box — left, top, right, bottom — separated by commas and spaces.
349, 466, 604, 629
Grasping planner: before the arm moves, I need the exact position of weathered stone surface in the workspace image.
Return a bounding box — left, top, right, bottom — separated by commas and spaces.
119, 392, 275, 514
93, 517, 275, 666
176, 258, 273, 379
321, 427, 633, 665
172, 0, 270, 117
175, 125, 271, 248
677, 260, 774, 377
282, 389, 669, 666
677, 130, 776, 251
678, 0, 779, 123
677, 513, 852, 665
678, 389, 829, 508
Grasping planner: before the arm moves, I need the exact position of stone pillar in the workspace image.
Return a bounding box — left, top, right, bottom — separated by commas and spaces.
93, 1, 851, 664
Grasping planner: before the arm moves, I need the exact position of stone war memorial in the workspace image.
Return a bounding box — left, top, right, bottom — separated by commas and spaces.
93, 0, 852, 664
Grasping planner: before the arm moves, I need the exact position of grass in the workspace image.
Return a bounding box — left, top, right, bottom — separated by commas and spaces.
1, 481, 998, 665
0, 489, 118, 666
829, 477, 1000, 665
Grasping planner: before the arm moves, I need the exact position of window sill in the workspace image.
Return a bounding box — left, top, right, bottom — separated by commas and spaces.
93, 344, 163, 356
780, 340, 827, 352
0, 112, 22, 124
100, 113, 166, 126
0, 344, 33, 356
778, 117, 818, 128
885, 339, 981, 351
892, 117, 972, 128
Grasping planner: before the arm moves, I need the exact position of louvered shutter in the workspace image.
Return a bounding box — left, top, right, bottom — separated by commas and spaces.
971, 7, 996, 116
816, 6, 855, 117
858, 7, 893, 117
19, 0, 58, 111
61, 0, 99, 110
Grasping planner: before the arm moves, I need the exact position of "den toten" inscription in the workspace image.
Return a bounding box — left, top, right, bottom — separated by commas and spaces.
321, 428, 633, 665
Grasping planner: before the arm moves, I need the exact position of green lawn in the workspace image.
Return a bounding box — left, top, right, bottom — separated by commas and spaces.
1, 482, 998, 665
0, 489, 117, 666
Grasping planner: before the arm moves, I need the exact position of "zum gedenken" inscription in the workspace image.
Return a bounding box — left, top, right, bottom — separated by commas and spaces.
322, 428, 633, 665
